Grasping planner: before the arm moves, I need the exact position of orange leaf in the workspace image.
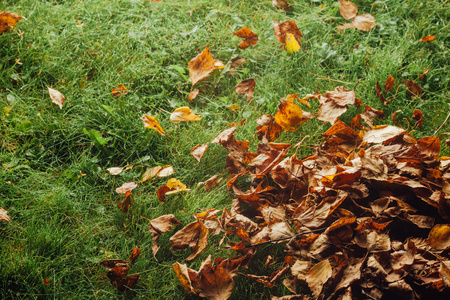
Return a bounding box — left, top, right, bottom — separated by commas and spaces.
274, 94, 309, 131
0, 11, 22, 35
376, 80, 387, 105
141, 115, 166, 135
385, 75, 395, 92
339, 0, 358, 20
234, 26, 258, 49
117, 191, 134, 213
170, 107, 201, 123
127, 246, 141, 265
404, 79, 423, 98
235, 78, 255, 101
420, 35, 435, 42
188, 45, 225, 86
417, 136, 440, 157
412, 109, 423, 128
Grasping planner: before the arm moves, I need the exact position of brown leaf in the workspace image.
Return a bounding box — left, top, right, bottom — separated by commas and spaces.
419, 69, 430, 80
362, 125, 406, 144
361, 105, 384, 127
170, 220, 209, 260
198, 174, 222, 191
420, 35, 435, 42
226, 57, 246, 75
173, 262, 197, 294
0, 11, 22, 35
48, 87, 65, 109
142, 115, 166, 135
412, 109, 423, 128
170, 107, 201, 123
115, 181, 138, 194
273, 20, 303, 49
149, 214, 180, 258
99, 259, 129, 271
339, 0, 358, 20
197, 261, 235, 300
376, 80, 387, 105
428, 224, 450, 251
111, 84, 129, 97
305, 259, 332, 297
127, 246, 141, 265
272, 0, 292, 11
404, 79, 423, 98
191, 144, 208, 162
188, 45, 225, 86
334, 257, 364, 292
117, 191, 134, 213
187, 88, 199, 101
141, 165, 174, 183
234, 26, 258, 49
417, 136, 440, 157
107, 166, 125, 175
235, 78, 256, 101
352, 14, 376, 31
212, 127, 237, 144
0, 207, 11, 222
385, 75, 395, 93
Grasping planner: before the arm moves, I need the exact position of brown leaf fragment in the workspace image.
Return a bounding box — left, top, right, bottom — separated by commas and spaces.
197, 260, 235, 300
361, 105, 384, 127
439, 261, 450, 287
271, 296, 309, 300
417, 136, 440, 157
404, 79, 423, 98
420, 35, 435, 42
273, 20, 303, 49
419, 69, 430, 80
141, 165, 174, 183
149, 214, 180, 258
99, 259, 129, 271
111, 84, 129, 97
305, 259, 332, 297
191, 144, 208, 162
385, 75, 395, 93
334, 257, 364, 292
170, 107, 201, 123
127, 246, 141, 265
272, 0, 292, 11
226, 57, 246, 75
337, 22, 354, 31
0, 11, 23, 35
198, 174, 222, 191
187, 88, 199, 101
376, 80, 387, 105
339, 0, 358, 20
117, 191, 134, 213
169, 220, 209, 260
428, 224, 450, 251
352, 14, 376, 31
412, 109, 423, 128
173, 262, 196, 294
48, 87, 65, 109
234, 26, 258, 49
212, 127, 236, 144
0, 207, 11, 222
275, 94, 311, 131
115, 181, 138, 194
235, 78, 256, 101
188, 45, 225, 86
390, 250, 415, 270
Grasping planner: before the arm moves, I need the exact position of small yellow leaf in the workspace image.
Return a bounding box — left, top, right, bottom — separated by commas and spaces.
170, 107, 201, 123
141, 115, 166, 135
285, 33, 300, 53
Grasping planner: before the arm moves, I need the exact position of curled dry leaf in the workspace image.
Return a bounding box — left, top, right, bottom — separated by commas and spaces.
417, 136, 440, 157
148, 214, 180, 258
170, 220, 209, 261
187, 88, 199, 101
362, 125, 406, 144
272, 0, 292, 11
339, 0, 358, 20
412, 109, 423, 128
234, 26, 258, 49
107, 166, 125, 175
212, 127, 237, 144
274, 95, 307, 131
361, 105, 384, 127
198, 174, 222, 191
188, 45, 225, 86
0, 11, 23, 35
111, 84, 129, 97
404, 79, 423, 98
170, 107, 201, 123
376, 80, 387, 105
115, 181, 138, 194
273, 20, 303, 49
0, 207, 11, 222
428, 224, 450, 251
420, 35, 435, 42
157, 178, 190, 201
352, 14, 376, 31
226, 57, 246, 75
235, 78, 256, 101
419, 69, 430, 80
142, 115, 166, 135
48, 87, 65, 109
191, 144, 208, 162
141, 165, 174, 183
127, 246, 141, 265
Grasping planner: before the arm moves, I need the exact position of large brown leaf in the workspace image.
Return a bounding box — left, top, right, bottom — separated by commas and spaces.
148, 214, 180, 258
170, 220, 209, 260
235, 78, 256, 101
188, 46, 225, 86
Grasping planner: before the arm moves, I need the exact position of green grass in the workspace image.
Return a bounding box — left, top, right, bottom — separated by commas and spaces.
1, 0, 449, 298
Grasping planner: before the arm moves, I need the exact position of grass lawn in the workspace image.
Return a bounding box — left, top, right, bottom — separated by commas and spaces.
1, 0, 449, 299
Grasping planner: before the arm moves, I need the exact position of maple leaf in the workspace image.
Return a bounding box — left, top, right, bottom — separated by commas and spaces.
316, 87, 356, 124
141, 115, 166, 135
115, 181, 138, 194
235, 78, 255, 101
148, 214, 180, 258
0, 11, 22, 35
157, 178, 190, 201
339, 0, 358, 20
111, 84, 129, 97
188, 45, 225, 86
170, 107, 201, 123
191, 144, 208, 162
170, 220, 209, 260
47, 87, 65, 109
0, 207, 11, 222
234, 26, 258, 49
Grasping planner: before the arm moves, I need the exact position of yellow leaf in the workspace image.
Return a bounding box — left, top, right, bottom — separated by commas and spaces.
227, 104, 241, 111
141, 115, 166, 135
285, 33, 300, 53
170, 107, 201, 123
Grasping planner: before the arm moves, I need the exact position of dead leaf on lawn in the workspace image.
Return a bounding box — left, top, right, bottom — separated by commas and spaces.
115, 181, 138, 194
420, 35, 435, 42
0, 207, 11, 222
157, 178, 190, 201
141, 115, 166, 135
274, 94, 310, 131
235, 78, 256, 101
170, 220, 209, 260
234, 26, 258, 49
188, 45, 225, 86
412, 109, 423, 128
111, 84, 129, 97
127, 246, 141, 265
141, 165, 174, 183
187, 88, 199, 101
339, 0, 358, 20
107, 166, 125, 175
273, 20, 303, 49
385, 75, 395, 92
148, 214, 180, 258
404, 79, 423, 98
0, 11, 23, 35
170, 107, 201, 123
191, 144, 208, 162
226, 57, 246, 75
48, 87, 65, 109
272, 0, 292, 11
352, 14, 376, 31
117, 191, 134, 213
285, 33, 300, 53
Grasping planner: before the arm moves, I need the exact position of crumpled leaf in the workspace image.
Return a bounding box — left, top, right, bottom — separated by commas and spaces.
339, 0, 358, 20
191, 144, 208, 162
412, 109, 423, 128
0, 207, 11, 222
157, 178, 190, 201
117, 191, 134, 213
142, 115, 166, 135
234, 26, 258, 49
385, 75, 395, 93
226, 57, 246, 75
115, 181, 138, 194
170, 220, 209, 260
235, 78, 256, 101
0, 11, 23, 35
188, 45, 225, 86
48, 87, 65, 109
170, 107, 201, 123
127, 246, 141, 265
148, 214, 180, 258
420, 35, 435, 42
362, 125, 406, 144
275, 94, 311, 131
404, 79, 423, 98
198, 174, 222, 191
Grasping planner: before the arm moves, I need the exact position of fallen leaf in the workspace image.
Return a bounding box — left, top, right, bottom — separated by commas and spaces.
187, 88, 199, 101
212, 127, 237, 144
127, 246, 141, 265
419, 69, 430, 80
274, 95, 308, 131
227, 104, 241, 111
305, 259, 332, 297
141, 115, 166, 135
117, 191, 134, 213
352, 14, 376, 31
226, 57, 246, 75
273, 20, 303, 49
115, 182, 138, 194
339, 0, 358, 20
191, 144, 208, 162
170, 220, 209, 260
417, 136, 440, 157
376, 80, 387, 105
111, 84, 129, 97
234, 26, 258, 49
107, 166, 125, 175
385, 75, 395, 93
420, 35, 435, 42
412, 109, 423, 128
285, 33, 300, 53
43, 278, 50, 286
170, 107, 201, 123
272, 0, 292, 11
0, 207, 11, 222
148, 214, 180, 258
0, 11, 23, 35
172, 262, 196, 294
188, 45, 225, 86
157, 178, 190, 201
428, 224, 450, 251
362, 125, 406, 144
198, 175, 222, 191
48, 87, 65, 109
337, 22, 355, 31
235, 78, 256, 101
141, 165, 174, 183
361, 105, 384, 127
404, 79, 423, 98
